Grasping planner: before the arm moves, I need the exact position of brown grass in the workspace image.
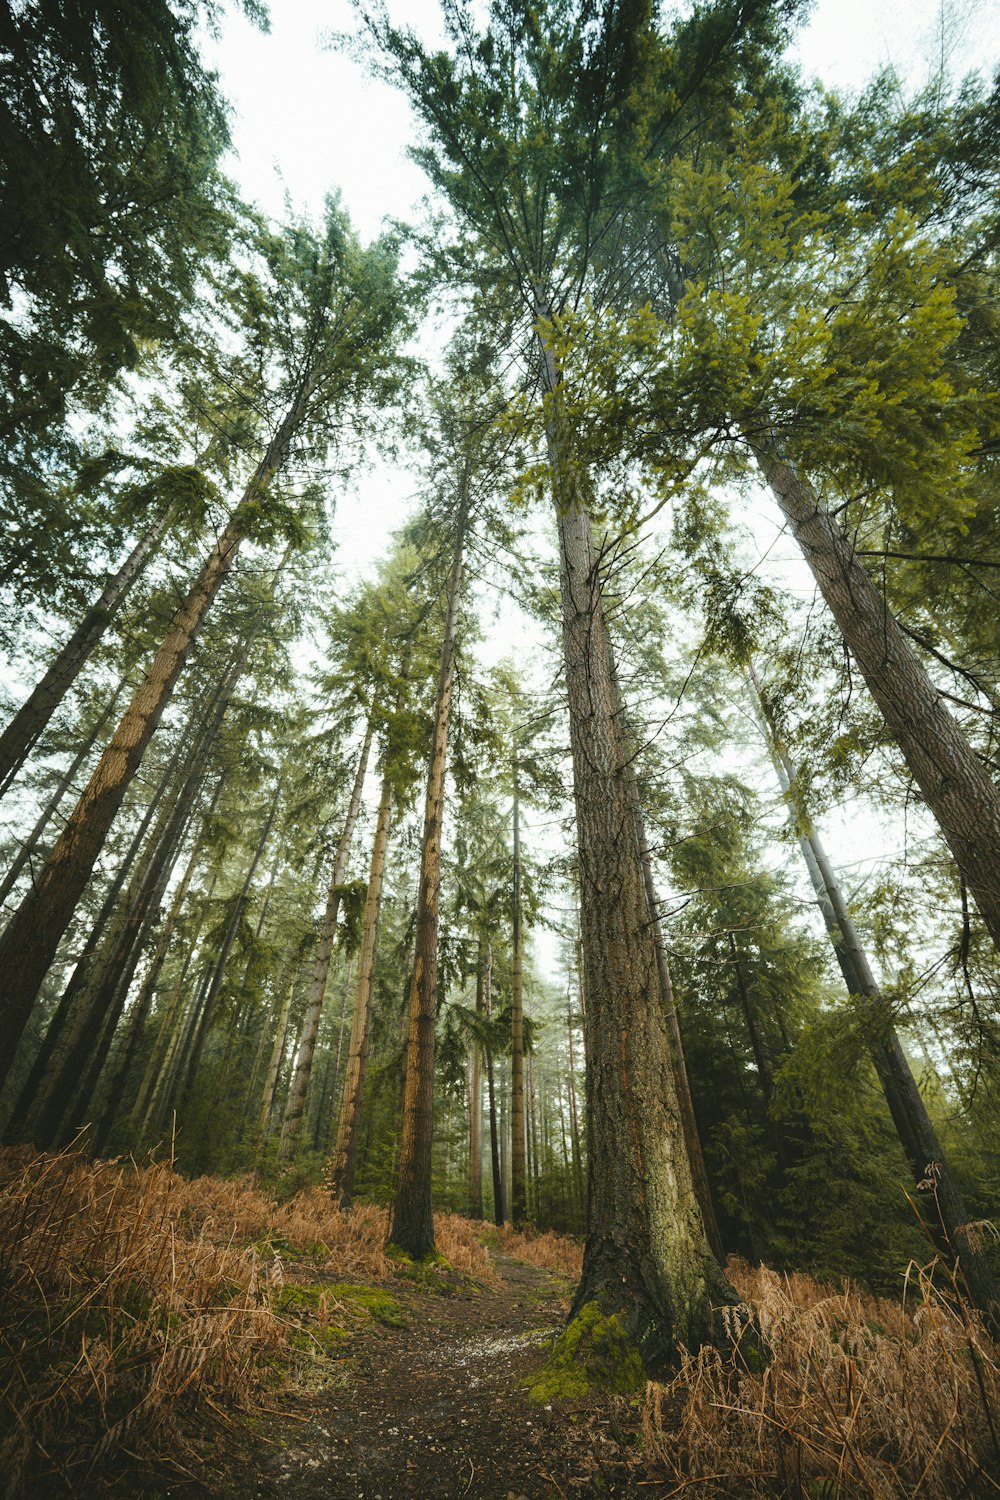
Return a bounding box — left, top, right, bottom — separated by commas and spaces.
487, 1222, 585, 1279
0, 1148, 499, 1494
642, 1255, 1000, 1498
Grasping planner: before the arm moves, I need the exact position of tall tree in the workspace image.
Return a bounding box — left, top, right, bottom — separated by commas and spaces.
0, 200, 409, 1086
363, 0, 754, 1354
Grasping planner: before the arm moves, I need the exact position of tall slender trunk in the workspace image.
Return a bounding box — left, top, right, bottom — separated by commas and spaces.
91, 809, 207, 1157
539, 318, 726, 1361
254, 961, 298, 1162
752, 435, 1000, 954
0, 682, 127, 911
748, 665, 998, 1322
389, 481, 470, 1258
41, 702, 217, 1146
7, 649, 240, 1144
175, 803, 277, 1124
526, 1050, 539, 1219
2, 727, 187, 1141
126, 831, 220, 1140
566, 990, 584, 1215
50, 780, 200, 1152
278, 713, 375, 1164
500, 1060, 510, 1220
332, 956, 355, 1106
0, 392, 307, 1082
328, 768, 394, 1207
0, 510, 170, 798
484, 943, 504, 1225
510, 780, 527, 1228
468, 941, 485, 1219
141, 897, 218, 1142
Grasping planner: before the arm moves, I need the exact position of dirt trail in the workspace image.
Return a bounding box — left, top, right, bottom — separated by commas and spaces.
205, 1252, 640, 1500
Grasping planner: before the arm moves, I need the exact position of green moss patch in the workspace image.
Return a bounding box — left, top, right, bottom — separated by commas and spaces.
327, 1284, 409, 1328
527, 1301, 645, 1402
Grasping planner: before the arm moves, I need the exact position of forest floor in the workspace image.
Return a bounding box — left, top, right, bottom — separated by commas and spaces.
173, 1248, 642, 1500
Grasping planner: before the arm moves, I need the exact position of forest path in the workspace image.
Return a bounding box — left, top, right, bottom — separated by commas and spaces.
202, 1249, 640, 1500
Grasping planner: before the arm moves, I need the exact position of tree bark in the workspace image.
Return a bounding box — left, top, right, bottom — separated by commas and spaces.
0, 389, 307, 1084
748, 664, 999, 1323
2, 724, 187, 1141
565, 990, 584, 1216
0, 680, 125, 911
174, 802, 277, 1127
625, 746, 724, 1261
510, 780, 527, 1228
389, 480, 470, 1258
484, 943, 504, 1225
468, 941, 484, 1219
278, 712, 375, 1164
328, 768, 394, 1207
0, 508, 170, 798
540, 319, 727, 1363
253, 961, 298, 1163
752, 434, 1000, 956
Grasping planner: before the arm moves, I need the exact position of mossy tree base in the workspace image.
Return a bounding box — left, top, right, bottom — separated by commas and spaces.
527, 1300, 645, 1402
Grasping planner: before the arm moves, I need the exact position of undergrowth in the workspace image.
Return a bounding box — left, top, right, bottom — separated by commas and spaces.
486, 1222, 584, 1278
0, 1146, 492, 1494
643, 1255, 1000, 1498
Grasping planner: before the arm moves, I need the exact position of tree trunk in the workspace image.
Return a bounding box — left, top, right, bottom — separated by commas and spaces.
510, 781, 527, 1228
93, 802, 209, 1156
626, 751, 724, 1260
2, 724, 188, 1140
566, 990, 584, 1216
254, 961, 298, 1162
468, 941, 484, 1219
389, 481, 470, 1258
749, 664, 999, 1323
752, 435, 1000, 955
174, 802, 277, 1125
328, 768, 394, 1207
485, 945, 504, 1225
0, 391, 307, 1083
278, 712, 375, 1164
0, 509, 170, 798
0, 681, 127, 911
540, 320, 727, 1363
50, 772, 200, 1152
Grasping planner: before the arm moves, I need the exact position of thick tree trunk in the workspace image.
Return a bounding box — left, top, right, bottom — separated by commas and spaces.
752, 435, 1000, 955
278, 713, 375, 1164
749, 666, 999, 1322
389, 483, 469, 1258
328, 768, 394, 1207
0, 393, 306, 1084
540, 323, 726, 1363
624, 748, 724, 1260
510, 782, 527, 1228
0, 509, 170, 798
